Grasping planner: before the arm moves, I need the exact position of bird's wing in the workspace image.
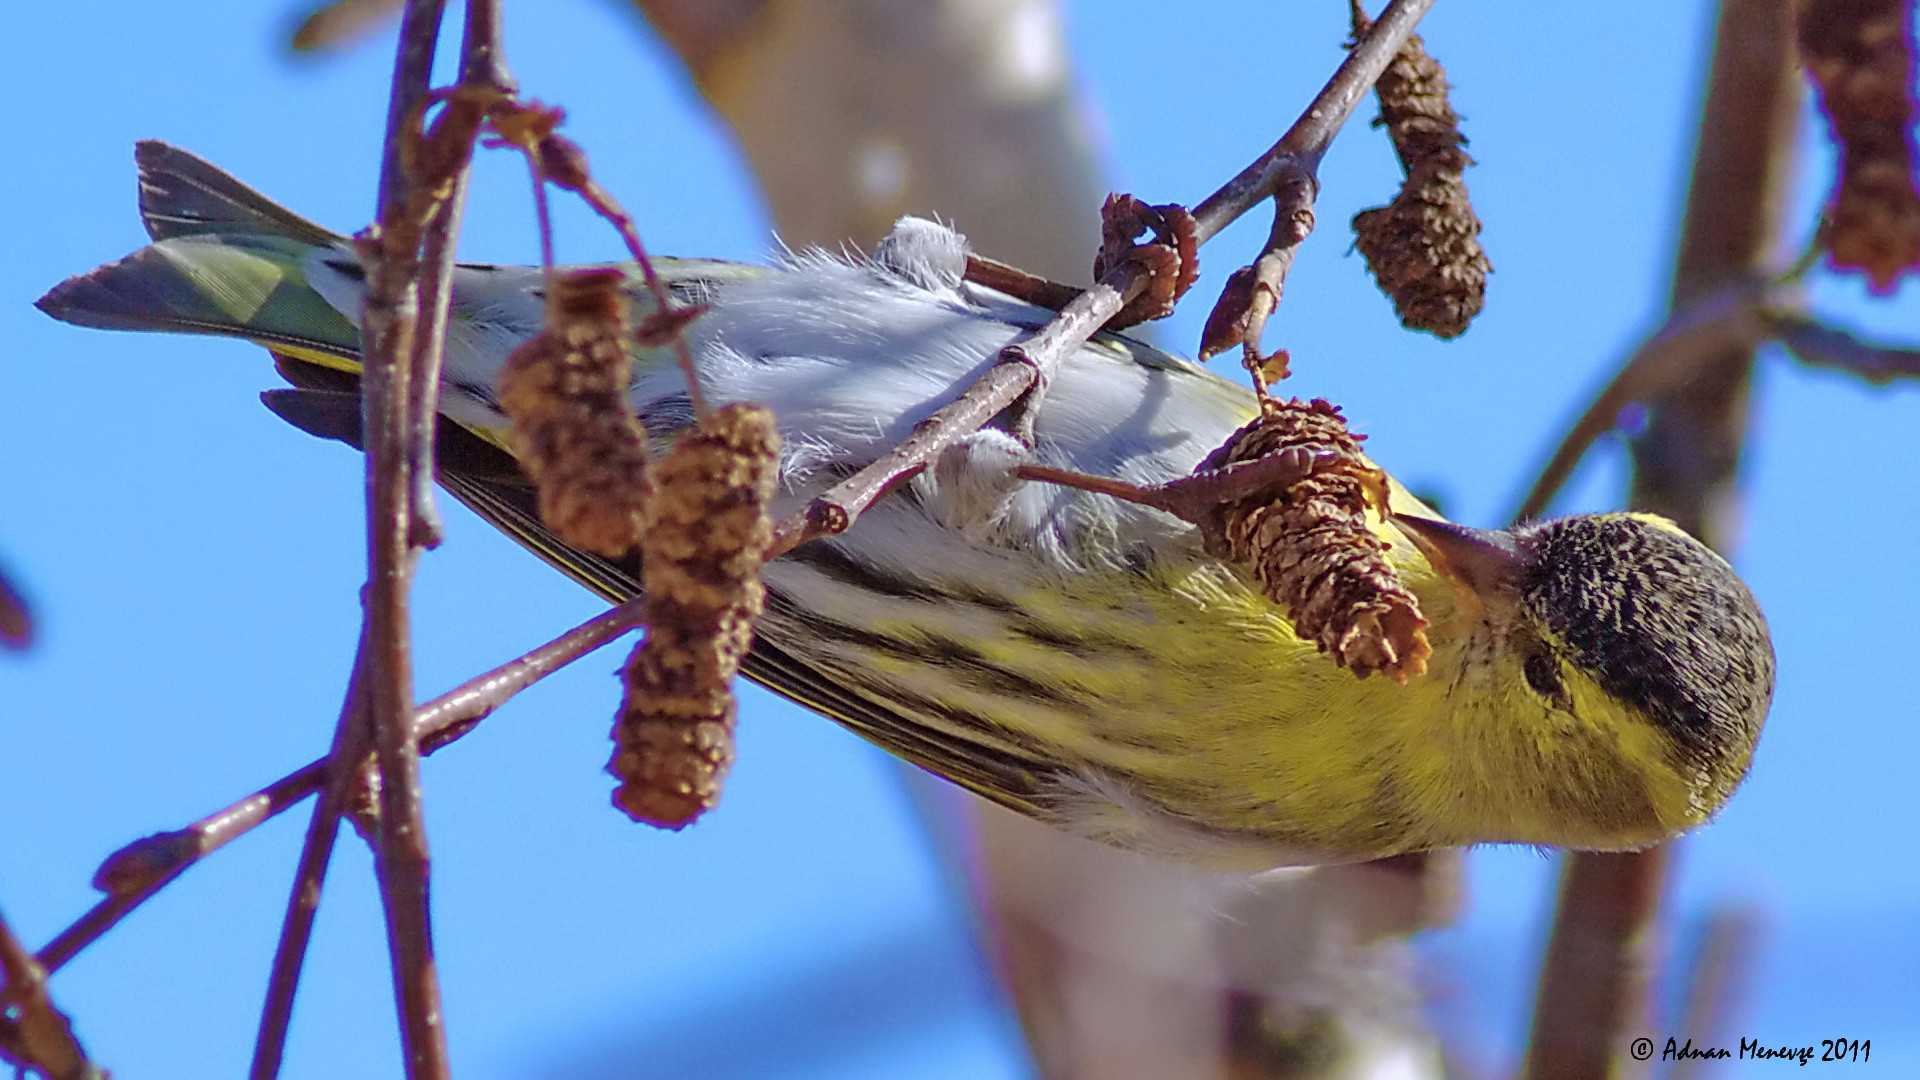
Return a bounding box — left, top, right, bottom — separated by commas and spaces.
269, 351, 1057, 817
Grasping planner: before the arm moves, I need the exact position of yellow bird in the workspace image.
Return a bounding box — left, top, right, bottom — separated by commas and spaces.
38, 142, 1773, 867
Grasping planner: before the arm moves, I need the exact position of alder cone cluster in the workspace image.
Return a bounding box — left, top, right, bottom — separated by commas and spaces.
1798, 0, 1920, 292
497, 267, 654, 557
1350, 28, 1489, 339
611, 404, 779, 828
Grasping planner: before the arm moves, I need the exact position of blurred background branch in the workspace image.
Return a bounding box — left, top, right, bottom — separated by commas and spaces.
1524, 0, 1801, 1076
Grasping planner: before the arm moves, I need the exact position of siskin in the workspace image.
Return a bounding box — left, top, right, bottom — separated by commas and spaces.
37, 143, 1774, 868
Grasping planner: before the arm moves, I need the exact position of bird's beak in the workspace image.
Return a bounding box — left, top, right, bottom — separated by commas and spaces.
1391, 514, 1527, 619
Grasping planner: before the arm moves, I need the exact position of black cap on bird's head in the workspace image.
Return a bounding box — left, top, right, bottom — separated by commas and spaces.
1395, 511, 1775, 801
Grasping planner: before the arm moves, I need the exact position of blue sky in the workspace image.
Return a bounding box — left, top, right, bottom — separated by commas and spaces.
3, 1, 1916, 1077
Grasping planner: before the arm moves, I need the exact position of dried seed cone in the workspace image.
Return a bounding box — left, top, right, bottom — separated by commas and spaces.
1798, 0, 1920, 291
611, 403, 780, 828
1196, 399, 1430, 681
497, 267, 653, 556
1350, 26, 1489, 338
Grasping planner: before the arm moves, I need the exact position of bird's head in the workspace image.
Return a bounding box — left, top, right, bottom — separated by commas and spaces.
1395, 511, 1775, 842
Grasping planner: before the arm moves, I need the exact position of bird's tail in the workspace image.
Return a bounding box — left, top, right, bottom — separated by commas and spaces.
35, 141, 362, 365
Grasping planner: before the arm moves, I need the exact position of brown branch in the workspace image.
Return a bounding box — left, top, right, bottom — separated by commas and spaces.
362, 0, 451, 1067
36, 597, 645, 976
1774, 312, 1920, 383
1522, 1, 1801, 1077
401, 4, 515, 554
1199, 171, 1315, 393
1514, 288, 1920, 523
961, 254, 1083, 312
1509, 281, 1783, 523
767, 0, 1439, 558
1015, 445, 1334, 527
766, 276, 1134, 557
252, 657, 372, 1080
1522, 849, 1673, 1080
260, 0, 509, 1075
43, 760, 322, 977
0, 905, 104, 1080
255, 0, 473, 1066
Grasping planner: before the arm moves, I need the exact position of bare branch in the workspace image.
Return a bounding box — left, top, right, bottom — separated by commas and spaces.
1522, 848, 1672, 1080
1199, 172, 1314, 393
364, 27, 454, 1080
1774, 312, 1920, 383
252, 659, 372, 1080
0, 904, 106, 1080
35, 598, 645, 976
1189, 0, 1438, 244
961, 254, 1083, 312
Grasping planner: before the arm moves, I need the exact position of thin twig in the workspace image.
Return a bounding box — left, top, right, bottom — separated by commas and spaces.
962, 254, 1083, 311
1773, 311, 1920, 383
37, 597, 645, 976
252, 656, 372, 1080
252, 2, 462, 1071
1189, 0, 1438, 244
766, 278, 1133, 557
767, 0, 1438, 558
43, 760, 322, 976
1015, 446, 1335, 525
1199, 169, 1316, 392
1509, 281, 1784, 523
359, 4, 520, 1074
401, 1, 513, 550
339, 0, 494, 1074
1668, 906, 1762, 1080
0, 905, 103, 1080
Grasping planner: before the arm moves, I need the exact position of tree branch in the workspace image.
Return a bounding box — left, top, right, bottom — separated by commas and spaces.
0, 905, 103, 1080
1774, 312, 1920, 383
1510, 280, 1784, 522
35, 597, 645, 977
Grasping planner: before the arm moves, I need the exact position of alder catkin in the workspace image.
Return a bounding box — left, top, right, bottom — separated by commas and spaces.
610, 403, 779, 828
1350, 19, 1489, 339
1194, 399, 1430, 681
497, 267, 654, 556
1798, 0, 1920, 292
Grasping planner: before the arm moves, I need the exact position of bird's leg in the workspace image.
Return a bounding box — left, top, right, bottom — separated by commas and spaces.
1016, 446, 1336, 526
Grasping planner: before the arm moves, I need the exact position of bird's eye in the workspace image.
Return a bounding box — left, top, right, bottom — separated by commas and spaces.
1523, 651, 1570, 709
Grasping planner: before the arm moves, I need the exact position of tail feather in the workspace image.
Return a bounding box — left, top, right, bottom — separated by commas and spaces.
135, 140, 345, 247
37, 143, 360, 360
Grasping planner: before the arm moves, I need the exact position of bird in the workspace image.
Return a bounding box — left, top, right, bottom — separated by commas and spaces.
37, 141, 1774, 868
